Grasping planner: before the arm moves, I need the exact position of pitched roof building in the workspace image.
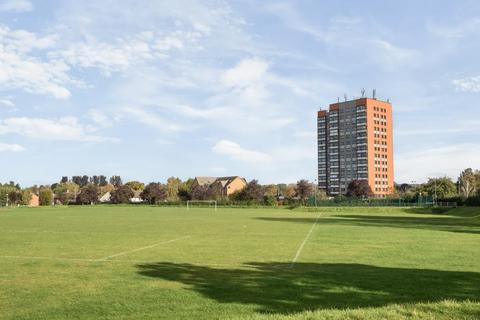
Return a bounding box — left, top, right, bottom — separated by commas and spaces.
192, 176, 247, 196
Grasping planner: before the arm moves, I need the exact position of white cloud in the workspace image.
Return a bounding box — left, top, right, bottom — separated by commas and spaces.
452, 76, 480, 93
52, 38, 153, 76
0, 98, 14, 107
265, 4, 417, 69
0, 142, 24, 152
0, 117, 117, 142
88, 109, 113, 128
221, 58, 269, 88
395, 143, 480, 183
371, 40, 418, 67
154, 36, 184, 51
122, 107, 184, 132
220, 58, 270, 105
0, 26, 72, 99
176, 105, 230, 120
212, 139, 271, 163
0, 0, 33, 12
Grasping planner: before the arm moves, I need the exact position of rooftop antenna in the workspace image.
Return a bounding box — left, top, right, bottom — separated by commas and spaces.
344, 94, 347, 102
361, 88, 365, 98
372, 89, 376, 100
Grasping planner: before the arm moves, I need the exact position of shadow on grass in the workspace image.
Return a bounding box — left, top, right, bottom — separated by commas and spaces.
257, 214, 480, 235
136, 262, 480, 314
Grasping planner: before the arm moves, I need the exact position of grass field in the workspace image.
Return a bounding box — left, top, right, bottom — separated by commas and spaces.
0, 205, 479, 319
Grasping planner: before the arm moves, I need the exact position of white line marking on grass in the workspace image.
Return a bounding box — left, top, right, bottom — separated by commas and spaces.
289, 213, 322, 268
96, 235, 191, 261
0, 255, 257, 268
0, 255, 100, 262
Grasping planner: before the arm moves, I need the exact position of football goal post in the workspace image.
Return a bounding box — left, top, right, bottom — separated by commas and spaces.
186, 200, 217, 211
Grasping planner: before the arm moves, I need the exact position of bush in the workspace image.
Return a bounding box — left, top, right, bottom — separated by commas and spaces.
77, 185, 99, 204
263, 195, 278, 207
110, 185, 134, 204
141, 183, 167, 204
39, 189, 52, 206
465, 196, 480, 206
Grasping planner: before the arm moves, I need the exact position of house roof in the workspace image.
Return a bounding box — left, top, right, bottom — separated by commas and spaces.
216, 176, 244, 187
99, 191, 111, 202
194, 176, 218, 186
132, 189, 142, 198
195, 176, 246, 188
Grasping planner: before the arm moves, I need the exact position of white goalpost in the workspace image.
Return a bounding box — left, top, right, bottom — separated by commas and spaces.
186, 200, 217, 211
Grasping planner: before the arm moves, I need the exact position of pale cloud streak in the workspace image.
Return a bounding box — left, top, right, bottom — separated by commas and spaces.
395, 143, 480, 183
0, 98, 15, 107
122, 107, 185, 133
0, 117, 117, 142
264, 2, 418, 69
452, 76, 480, 93
213, 140, 271, 163
0, 0, 33, 12
0, 142, 24, 152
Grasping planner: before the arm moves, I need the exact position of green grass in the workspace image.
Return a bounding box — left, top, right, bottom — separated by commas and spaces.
0, 205, 479, 319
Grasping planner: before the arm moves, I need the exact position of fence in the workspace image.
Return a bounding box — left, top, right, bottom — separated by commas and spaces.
305, 197, 457, 208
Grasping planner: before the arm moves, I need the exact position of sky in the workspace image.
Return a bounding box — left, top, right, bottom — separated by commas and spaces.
1, 0, 480, 186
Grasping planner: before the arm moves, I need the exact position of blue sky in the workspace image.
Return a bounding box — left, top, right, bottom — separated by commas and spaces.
1, 0, 480, 186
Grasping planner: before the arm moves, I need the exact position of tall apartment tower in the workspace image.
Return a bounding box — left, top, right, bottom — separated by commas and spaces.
317, 97, 394, 197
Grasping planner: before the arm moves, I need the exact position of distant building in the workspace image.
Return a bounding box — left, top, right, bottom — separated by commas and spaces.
130, 190, 143, 203
318, 97, 394, 197
192, 176, 247, 196
99, 192, 111, 203
29, 193, 39, 207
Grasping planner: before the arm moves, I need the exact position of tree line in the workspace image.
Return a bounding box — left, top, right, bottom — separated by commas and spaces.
1, 168, 480, 207
0, 176, 322, 207
394, 168, 480, 205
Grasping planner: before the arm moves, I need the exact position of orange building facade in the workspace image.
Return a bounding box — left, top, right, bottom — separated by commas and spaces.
317, 97, 394, 197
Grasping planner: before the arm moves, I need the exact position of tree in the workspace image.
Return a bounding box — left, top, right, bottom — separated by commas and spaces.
263, 195, 278, 206
263, 184, 278, 197
458, 168, 477, 198
191, 185, 214, 200
141, 183, 167, 204
39, 189, 53, 206
110, 175, 123, 187
296, 179, 313, 204
178, 178, 194, 201
8, 190, 22, 206
284, 184, 297, 198
90, 175, 100, 186
424, 177, 457, 200
233, 180, 263, 203
110, 185, 134, 204
346, 180, 372, 198
476, 171, 480, 196
99, 175, 108, 186
166, 177, 182, 201
77, 185, 99, 204
125, 181, 145, 191
20, 190, 31, 206
315, 188, 328, 201
0, 183, 18, 206
99, 183, 115, 195
60, 176, 68, 183
72, 176, 82, 186
53, 182, 79, 204
81, 175, 89, 187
